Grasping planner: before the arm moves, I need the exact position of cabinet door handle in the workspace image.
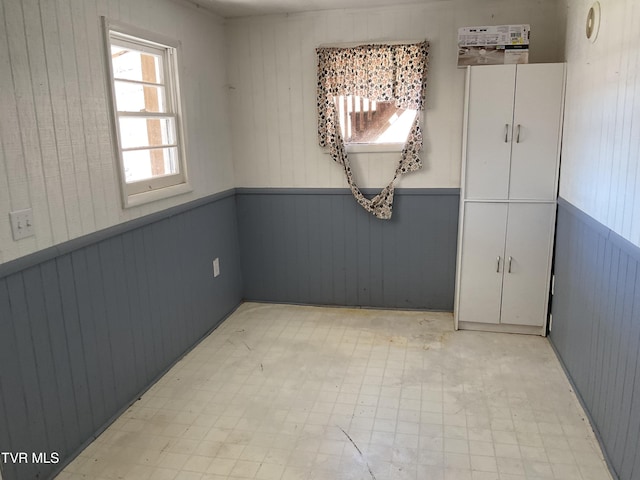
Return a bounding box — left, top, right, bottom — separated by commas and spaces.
496, 256, 501, 273
516, 124, 521, 143
508, 256, 513, 273
504, 124, 509, 143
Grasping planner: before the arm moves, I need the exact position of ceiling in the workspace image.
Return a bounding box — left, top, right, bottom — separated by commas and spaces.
188, 0, 444, 18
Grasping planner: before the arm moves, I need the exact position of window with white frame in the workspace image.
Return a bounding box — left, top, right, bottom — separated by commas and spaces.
104, 20, 189, 206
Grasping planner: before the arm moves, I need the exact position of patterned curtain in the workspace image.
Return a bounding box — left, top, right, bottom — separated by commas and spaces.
317, 41, 429, 219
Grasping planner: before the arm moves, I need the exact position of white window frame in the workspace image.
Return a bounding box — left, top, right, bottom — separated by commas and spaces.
102, 18, 191, 208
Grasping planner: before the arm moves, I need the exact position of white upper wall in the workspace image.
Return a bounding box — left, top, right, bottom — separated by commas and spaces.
559, 0, 640, 247
226, 0, 564, 189
0, 0, 234, 264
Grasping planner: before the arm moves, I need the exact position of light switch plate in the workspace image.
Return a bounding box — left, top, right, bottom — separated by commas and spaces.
9, 208, 34, 240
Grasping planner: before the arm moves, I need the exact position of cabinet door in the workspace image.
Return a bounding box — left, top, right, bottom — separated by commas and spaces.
509, 64, 565, 200
457, 202, 508, 324
500, 203, 555, 326
465, 65, 516, 200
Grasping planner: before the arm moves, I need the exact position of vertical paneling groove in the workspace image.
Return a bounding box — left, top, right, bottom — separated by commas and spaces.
551, 199, 640, 480
57, 255, 95, 439
175, 214, 194, 356
0, 196, 242, 480
39, 0, 82, 240
120, 232, 147, 389
22, 267, 67, 456
6, 275, 48, 480
612, 260, 638, 469
381, 207, 398, 304
318, 196, 333, 304
168, 215, 188, 355
295, 197, 310, 301
71, 0, 107, 227
343, 197, 358, 305
132, 228, 156, 382
355, 203, 370, 306
369, 211, 383, 306
142, 223, 165, 371
0, 280, 28, 480
86, 245, 119, 416
54, 0, 95, 236
152, 220, 172, 361
331, 195, 347, 306
22, 0, 66, 245
109, 237, 139, 403
41, 260, 82, 451
0, 383, 14, 480
68, 251, 104, 431
605, 252, 627, 446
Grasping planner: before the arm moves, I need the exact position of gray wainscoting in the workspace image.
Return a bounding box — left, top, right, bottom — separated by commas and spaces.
551, 198, 640, 480
236, 188, 460, 310
0, 192, 243, 480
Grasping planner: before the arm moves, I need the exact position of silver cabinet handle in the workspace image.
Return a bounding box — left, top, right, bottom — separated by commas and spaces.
516, 124, 521, 143
504, 124, 509, 143
496, 256, 501, 273
508, 256, 513, 273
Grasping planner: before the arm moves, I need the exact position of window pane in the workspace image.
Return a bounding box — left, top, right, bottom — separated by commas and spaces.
119, 116, 176, 149
123, 147, 179, 183
334, 95, 417, 144
111, 44, 164, 84
114, 81, 166, 113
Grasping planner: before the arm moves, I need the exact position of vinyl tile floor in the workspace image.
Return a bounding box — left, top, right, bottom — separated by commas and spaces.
56, 303, 612, 480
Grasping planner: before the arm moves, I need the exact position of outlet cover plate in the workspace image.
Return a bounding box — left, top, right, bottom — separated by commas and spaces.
213, 258, 220, 277
9, 209, 34, 240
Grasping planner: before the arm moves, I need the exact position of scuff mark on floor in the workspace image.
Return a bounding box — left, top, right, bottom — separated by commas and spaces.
337, 425, 377, 480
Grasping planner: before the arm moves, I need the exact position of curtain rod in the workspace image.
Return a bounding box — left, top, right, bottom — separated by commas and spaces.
318, 39, 426, 48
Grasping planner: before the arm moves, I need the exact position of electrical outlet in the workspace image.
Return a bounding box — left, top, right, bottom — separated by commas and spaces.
213, 258, 220, 277
9, 208, 34, 240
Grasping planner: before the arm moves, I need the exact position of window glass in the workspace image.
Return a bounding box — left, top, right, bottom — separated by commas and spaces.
114, 82, 167, 113
334, 95, 417, 144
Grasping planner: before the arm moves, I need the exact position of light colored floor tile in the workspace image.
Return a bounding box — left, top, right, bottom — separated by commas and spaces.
54, 303, 612, 480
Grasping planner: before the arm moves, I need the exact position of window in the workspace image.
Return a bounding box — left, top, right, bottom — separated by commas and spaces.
335, 95, 417, 147
103, 19, 189, 207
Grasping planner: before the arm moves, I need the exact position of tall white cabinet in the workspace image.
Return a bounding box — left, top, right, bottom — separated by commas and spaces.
455, 63, 565, 335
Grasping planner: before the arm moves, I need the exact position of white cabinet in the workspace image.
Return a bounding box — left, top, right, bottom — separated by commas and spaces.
457, 203, 555, 330
465, 64, 565, 201
455, 63, 565, 336
464, 66, 514, 200
457, 203, 508, 326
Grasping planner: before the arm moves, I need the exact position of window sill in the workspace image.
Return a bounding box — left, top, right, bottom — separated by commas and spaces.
347, 143, 405, 153
323, 143, 405, 154
123, 182, 193, 208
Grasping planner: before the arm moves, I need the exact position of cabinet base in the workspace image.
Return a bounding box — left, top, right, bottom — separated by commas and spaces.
458, 321, 546, 336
